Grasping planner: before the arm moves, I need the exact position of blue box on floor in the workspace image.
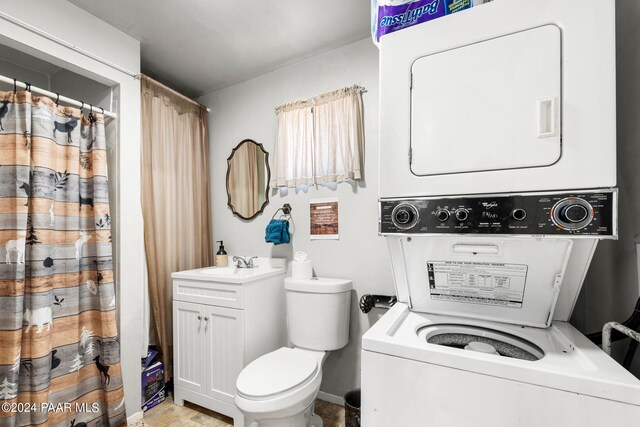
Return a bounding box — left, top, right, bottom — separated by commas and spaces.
142, 348, 166, 412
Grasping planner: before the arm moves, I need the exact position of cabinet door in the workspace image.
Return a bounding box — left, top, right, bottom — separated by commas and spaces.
173, 301, 206, 393
204, 305, 244, 403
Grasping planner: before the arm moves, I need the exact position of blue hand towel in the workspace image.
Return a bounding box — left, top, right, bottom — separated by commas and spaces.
265, 219, 290, 245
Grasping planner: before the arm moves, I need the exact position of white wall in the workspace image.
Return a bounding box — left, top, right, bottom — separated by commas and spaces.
50, 68, 114, 108
571, 0, 640, 377
0, 0, 145, 419
0, 58, 50, 88
199, 38, 394, 397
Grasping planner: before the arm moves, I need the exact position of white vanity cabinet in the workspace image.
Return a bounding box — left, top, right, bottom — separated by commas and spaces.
172, 259, 287, 426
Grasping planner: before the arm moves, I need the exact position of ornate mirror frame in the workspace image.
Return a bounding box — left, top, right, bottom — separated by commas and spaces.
226, 139, 271, 220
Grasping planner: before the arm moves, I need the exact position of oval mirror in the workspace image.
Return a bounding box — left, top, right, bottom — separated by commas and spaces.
226, 139, 270, 220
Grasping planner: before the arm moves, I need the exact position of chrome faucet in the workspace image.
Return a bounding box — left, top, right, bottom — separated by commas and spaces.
232, 256, 258, 268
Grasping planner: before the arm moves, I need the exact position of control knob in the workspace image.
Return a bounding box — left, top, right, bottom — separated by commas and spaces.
562, 204, 589, 223
551, 198, 594, 230
391, 203, 419, 230
511, 209, 527, 221
455, 208, 469, 222
435, 209, 449, 222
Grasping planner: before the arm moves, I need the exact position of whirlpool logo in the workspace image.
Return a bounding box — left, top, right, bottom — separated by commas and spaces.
482, 202, 498, 209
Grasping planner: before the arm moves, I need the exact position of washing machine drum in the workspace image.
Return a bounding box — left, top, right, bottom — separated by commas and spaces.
236, 347, 319, 399
419, 324, 545, 361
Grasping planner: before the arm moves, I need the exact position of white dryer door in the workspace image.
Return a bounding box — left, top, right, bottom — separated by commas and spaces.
410, 25, 561, 176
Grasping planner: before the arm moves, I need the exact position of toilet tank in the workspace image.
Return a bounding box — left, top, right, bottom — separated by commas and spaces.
285, 277, 352, 351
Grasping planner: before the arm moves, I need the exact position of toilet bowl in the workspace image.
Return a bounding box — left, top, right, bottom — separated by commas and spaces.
234, 277, 352, 427
236, 347, 326, 427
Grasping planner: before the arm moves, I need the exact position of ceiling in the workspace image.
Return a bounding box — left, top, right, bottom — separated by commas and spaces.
67, 0, 371, 98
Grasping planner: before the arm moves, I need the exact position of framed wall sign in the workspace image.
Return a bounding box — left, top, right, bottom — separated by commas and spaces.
310, 198, 339, 240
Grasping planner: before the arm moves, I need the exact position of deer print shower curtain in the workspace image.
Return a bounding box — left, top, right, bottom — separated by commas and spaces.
0, 91, 125, 426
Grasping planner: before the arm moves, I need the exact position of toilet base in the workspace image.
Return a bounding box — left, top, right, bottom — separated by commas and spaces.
309, 412, 323, 427
246, 402, 323, 427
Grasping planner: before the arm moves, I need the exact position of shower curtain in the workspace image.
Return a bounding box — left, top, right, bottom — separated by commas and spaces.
141, 75, 213, 381
0, 91, 125, 426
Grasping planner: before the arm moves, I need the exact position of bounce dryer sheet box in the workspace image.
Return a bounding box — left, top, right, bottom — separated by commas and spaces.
142, 348, 166, 412
372, 0, 483, 45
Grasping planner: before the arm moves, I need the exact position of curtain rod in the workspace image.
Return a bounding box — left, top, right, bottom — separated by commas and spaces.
0, 75, 117, 119
141, 74, 211, 113
0, 11, 138, 79
274, 84, 367, 113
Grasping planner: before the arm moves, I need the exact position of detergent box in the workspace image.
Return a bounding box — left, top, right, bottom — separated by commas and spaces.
142, 348, 166, 412
372, 0, 489, 45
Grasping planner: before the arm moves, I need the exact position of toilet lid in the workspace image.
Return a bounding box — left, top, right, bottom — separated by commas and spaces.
236, 347, 319, 398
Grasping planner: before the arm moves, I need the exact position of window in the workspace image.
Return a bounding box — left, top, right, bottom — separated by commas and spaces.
270, 85, 365, 188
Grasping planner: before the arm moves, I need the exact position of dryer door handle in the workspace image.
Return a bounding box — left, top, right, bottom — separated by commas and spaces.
537, 97, 558, 138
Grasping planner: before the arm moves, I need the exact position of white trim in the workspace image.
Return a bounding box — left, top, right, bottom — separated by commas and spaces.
127, 410, 143, 425
0, 10, 138, 79
317, 390, 344, 406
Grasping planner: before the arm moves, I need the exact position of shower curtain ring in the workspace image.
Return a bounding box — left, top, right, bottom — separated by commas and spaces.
79, 101, 84, 111
100, 107, 104, 115
25, 82, 31, 93
13, 79, 16, 94
55, 93, 60, 106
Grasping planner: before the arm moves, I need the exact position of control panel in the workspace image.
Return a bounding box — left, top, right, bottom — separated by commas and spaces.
379, 190, 616, 237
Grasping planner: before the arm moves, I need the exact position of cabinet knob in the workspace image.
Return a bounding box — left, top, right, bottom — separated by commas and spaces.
204, 317, 209, 322
197, 315, 202, 320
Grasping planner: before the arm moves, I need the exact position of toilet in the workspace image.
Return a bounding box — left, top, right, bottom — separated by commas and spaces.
235, 277, 352, 427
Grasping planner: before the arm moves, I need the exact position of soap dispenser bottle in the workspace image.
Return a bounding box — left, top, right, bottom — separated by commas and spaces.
216, 240, 228, 267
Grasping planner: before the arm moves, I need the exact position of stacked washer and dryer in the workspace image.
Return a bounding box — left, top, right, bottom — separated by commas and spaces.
362, 0, 640, 425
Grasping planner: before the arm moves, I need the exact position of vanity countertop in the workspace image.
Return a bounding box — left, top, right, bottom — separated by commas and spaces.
172, 257, 286, 284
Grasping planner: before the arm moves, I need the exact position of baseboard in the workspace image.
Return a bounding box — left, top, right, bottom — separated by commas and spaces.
317, 390, 344, 406
127, 410, 143, 424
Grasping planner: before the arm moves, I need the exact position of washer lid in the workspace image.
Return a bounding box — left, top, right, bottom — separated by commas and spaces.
285, 277, 352, 293
392, 236, 574, 327
236, 348, 318, 398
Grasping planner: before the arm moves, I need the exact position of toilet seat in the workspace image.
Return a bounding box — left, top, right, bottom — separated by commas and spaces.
235, 347, 324, 421
237, 347, 319, 400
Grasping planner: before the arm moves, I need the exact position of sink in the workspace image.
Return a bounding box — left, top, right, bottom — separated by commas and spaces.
200, 267, 240, 276
172, 258, 286, 284
197, 265, 282, 282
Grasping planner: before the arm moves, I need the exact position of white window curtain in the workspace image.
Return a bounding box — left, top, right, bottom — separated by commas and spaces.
271, 85, 365, 188
271, 101, 315, 187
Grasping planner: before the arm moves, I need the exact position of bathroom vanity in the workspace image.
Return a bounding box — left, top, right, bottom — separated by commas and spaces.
171, 258, 287, 426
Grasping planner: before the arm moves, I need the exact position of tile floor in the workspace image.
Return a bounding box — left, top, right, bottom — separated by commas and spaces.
136, 395, 345, 426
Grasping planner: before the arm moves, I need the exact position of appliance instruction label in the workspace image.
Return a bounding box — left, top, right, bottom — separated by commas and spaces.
427, 261, 528, 308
